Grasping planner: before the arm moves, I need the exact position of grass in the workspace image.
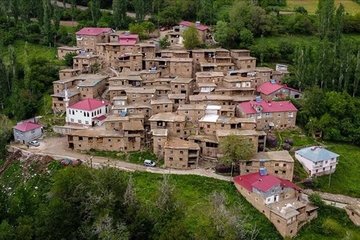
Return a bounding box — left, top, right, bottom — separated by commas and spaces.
281, 0, 360, 15
0, 40, 59, 66
295, 205, 360, 240
131, 172, 281, 239
87, 149, 160, 165
315, 143, 360, 198
276, 129, 360, 197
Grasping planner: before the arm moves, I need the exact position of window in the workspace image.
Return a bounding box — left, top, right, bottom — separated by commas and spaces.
179, 158, 183, 161
275, 163, 279, 166
180, 151, 183, 154
79, 137, 83, 141
282, 170, 286, 174
169, 157, 173, 161
275, 170, 279, 174
283, 164, 287, 167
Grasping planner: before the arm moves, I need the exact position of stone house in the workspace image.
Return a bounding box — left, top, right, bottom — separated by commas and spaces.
125, 87, 156, 104
76, 27, 113, 52
199, 115, 256, 135
177, 104, 206, 122
237, 99, 298, 130
149, 112, 187, 138
112, 104, 151, 122
240, 151, 295, 181
168, 58, 193, 78
255, 67, 273, 86
13, 120, 43, 144
170, 77, 195, 102
178, 21, 210, 42
57, 46, 82, 60
51, 89, 80, 113
232, 56, 257, 70
66, 99, 109, 126
161, 50, 190, 58
295, 146, 339, 177
138, 43, 157, 59
234, 171, 317, 238
195, 72, 224, 85
59, 69, 81, 80
189, 94, 234, 106
116, 53, 143, 72
73, 53, 100, 73
257, 80, 302, 101
199, 62, 235, 73
67, 127, 142, 152
150, 97, 174, 115
77, 75, 108, 99
152, 129, 168, 159
168, 94, 186, 110
164, 137, 200, 169
216, 129, 266, 153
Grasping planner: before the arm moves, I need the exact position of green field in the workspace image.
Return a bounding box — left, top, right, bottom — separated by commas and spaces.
282, 0, 360, 15
277, 129, 360, 198
0, 40, 58, 65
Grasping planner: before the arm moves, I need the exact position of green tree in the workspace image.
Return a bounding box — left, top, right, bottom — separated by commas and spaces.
159, 36, 170, 49
113, 0, 128, 29
10, 0, 20, 24
0, 220, 15, 240
134, 0, 145, 21
239, 28, 254, 48
198, 0, 215, 25
89, 0, 101, 26
42, 0, 53, 46
183, 25, 201, 50
219, 135, 255, 174
64, 52, 77, 67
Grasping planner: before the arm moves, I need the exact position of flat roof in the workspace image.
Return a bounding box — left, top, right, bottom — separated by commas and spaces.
58, 46, 81, 51
177, 104, 206, 111
253, 151, 294, 163
125, 88, 156, 94
171, 77, 193, 84
149, 112, 185, 122
189, 94, 234, 101
51, 89, 80, 98
151, 97, 173, 104
168, 94, 186, 99
165, 137, 200, 150
216, 129, 266, 138
196, 72, 224, 78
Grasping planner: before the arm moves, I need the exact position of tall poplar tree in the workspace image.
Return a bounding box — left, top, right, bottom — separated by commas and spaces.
134, 0, 145, 21
89, 0, 101, 26
113, 0, 128, 29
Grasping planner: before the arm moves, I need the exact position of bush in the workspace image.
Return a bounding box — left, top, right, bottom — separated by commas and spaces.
266, 134, 278, 148
309, 193, 325, 207
322, 218, 345, 236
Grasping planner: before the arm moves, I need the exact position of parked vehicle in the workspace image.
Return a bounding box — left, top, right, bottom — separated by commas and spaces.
60, 158, 83, 167
144, 159, 156, 167
28, 140, 40, 147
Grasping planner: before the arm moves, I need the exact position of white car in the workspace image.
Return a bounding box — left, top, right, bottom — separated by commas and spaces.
144, 159, 156, 167
28, 140, 40, 147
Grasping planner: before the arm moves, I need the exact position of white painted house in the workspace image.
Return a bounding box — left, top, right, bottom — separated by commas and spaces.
66, 99, 109, 126
295, 146, 339, 177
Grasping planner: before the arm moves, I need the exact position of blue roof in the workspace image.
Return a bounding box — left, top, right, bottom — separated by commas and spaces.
296, 146, 339, 162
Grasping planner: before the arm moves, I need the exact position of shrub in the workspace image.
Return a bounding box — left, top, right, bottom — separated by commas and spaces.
322, 218, 345, 237
309, 193, 324, 207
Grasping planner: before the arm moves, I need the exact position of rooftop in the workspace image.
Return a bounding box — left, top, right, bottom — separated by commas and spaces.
14, 121, 42, 132
179, 21, 209, 31
238, 100, 298, 114
165, 137, 200, 149
76, 27, 112, 36
149, 112, 185, 122
68, 99, 108, 111
233, 172, 300, 193
296, 146, 339, 162
216, 129, 266, 138
196, 72, 224, 78
152, 129, 168, 137
253, 151, 294, 163
257, 81, 300, 95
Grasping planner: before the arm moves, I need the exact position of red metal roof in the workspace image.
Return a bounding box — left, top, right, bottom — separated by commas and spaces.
179, 21, 209, 31
68, 99, 108, 111
76, 27, 112, 36
94, 115, 107, 121
233, 172, 300, 193
119, 33, 139, 39
257, 81, 300, 95
14, 122, 42, 132
238, 100, 297, 114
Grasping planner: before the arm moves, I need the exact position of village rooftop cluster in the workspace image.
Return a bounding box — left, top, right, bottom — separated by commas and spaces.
11, 21, 349, 238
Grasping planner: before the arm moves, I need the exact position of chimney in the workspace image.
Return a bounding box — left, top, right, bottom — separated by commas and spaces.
195, 21, 200, 26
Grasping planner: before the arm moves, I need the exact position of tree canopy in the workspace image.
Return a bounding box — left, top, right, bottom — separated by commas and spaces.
219, 135, 256, 165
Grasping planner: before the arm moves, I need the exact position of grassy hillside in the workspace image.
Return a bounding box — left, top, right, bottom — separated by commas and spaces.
282, 0, 360, 15
0, 41, 58, 65
277, 130, 360, 198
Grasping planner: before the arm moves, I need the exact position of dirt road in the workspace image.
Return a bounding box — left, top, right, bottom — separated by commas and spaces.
10, 137, 231, 182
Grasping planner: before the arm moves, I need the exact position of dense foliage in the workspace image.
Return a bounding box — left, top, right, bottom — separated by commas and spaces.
0, 164, 269, 240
